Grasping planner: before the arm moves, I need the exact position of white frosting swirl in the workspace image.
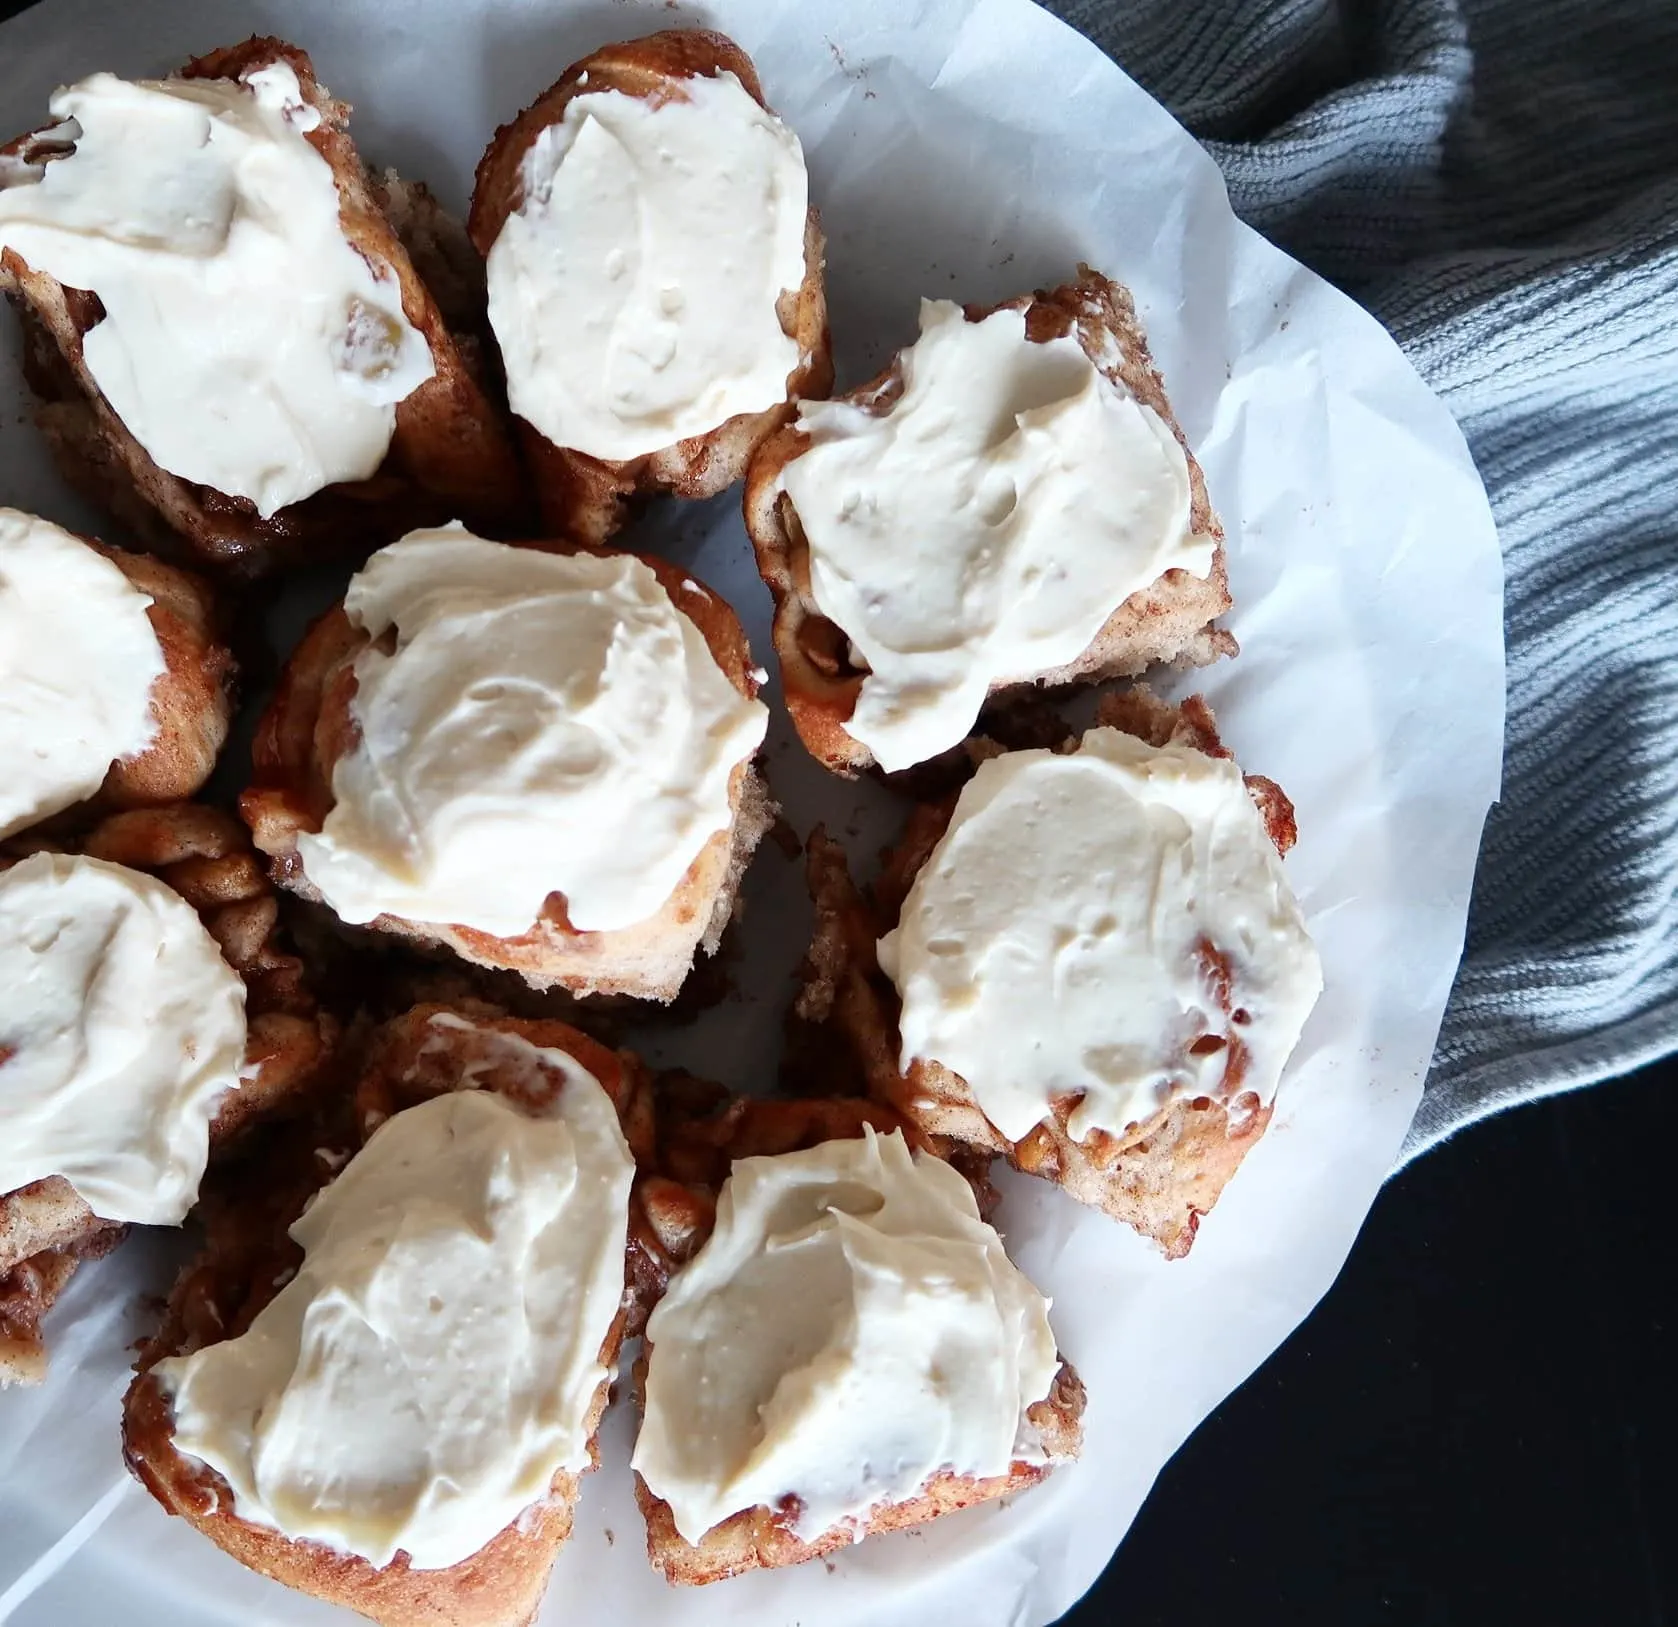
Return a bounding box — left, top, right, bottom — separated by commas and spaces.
0, 65, 434, 516
0, 852, 247, 1225
0, 509, 164, 840
158, 1019, 635, 1570
634, 1127, 1060, 1545
486, 69, 807, 461
879, 727, 1323, 1144
295, 526, 767, 937
780, 301, 1209, 771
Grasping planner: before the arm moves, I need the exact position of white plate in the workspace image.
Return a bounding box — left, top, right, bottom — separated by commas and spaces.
0, 1, 1505, 1624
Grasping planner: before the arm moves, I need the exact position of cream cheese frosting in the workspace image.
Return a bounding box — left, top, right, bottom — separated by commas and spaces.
779, 301, 1209, 771
155, 1022, 636, 1571
485, 68, 807, 461
633, 1127, 1060, 1545
296, 526, 767, 939
0, 509, 164, 840
878, 728, 1323, 1144
0, 64, 434, 517
0, 852, 247, 1225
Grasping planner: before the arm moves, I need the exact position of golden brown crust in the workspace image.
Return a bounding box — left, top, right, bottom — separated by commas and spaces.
1093, 686, 1297, 854
122, 1003, 651, 1627
90, 537, 237, 810
744, 264, 1236, 776
467, 29, 833, 544
624, 1082, 916, 1330
622, 1084, 1084, 1582
240, 542, 774, 1001
122, 1376, 578, 1627
354, 1002, 656, 1158
791, 690, 1298, 1258
0, 38, 530, 579
634, 1360, 1087, 1586
0, 525, 235, 842
0, 803, 339, 1381
0, 1219, 125, 1387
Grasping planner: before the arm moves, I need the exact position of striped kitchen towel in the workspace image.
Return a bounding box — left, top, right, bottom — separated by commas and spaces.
1050, 0, 1678, 1160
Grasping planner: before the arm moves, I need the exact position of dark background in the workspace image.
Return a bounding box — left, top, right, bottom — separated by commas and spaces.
1062, 1060, 1676, 1626
0, 1, 1672, 1622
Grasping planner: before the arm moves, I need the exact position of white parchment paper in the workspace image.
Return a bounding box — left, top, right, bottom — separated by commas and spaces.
0, 0, 1506, 1622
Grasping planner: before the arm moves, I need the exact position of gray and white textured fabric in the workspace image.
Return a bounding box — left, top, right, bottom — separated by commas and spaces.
1047, 0, 1678, 1162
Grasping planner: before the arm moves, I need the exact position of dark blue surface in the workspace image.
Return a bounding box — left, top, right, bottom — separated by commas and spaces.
1062, 1056, 1676, 1626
